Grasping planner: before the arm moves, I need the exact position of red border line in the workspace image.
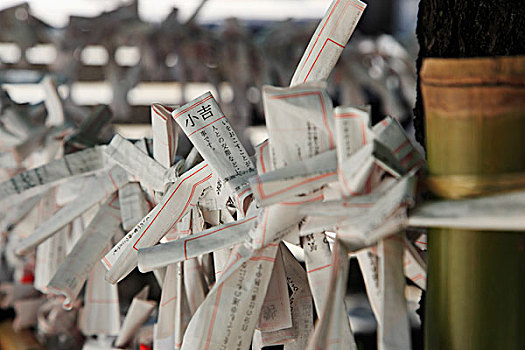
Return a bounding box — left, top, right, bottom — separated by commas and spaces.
161, 295, 177, 307
261, 210, 269, 246
204, 283, 224, 350
108, 170, 119, 190
236, 188, 251, 212
102, 256, 112, 269
258, 141, 268, 174
152, 106, 175, 155
152, 105, 167, 121
329, 0, 350, 37
165, 174, 212, 233
411, 273, 425, 281
188, 116, 226, 137
393, 140, 410, 154
173, 94, 213, 119
335, 113, 360, 118
250, 256, 276, 262
298, 0, 341, 74
303, 38, 345, 83
350, 0, 366, 11
307, 264, 332, 273
256, 171, 336, 200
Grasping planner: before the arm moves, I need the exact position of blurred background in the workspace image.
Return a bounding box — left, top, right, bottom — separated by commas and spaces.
0, 0, 420, 153
0, 1, 424, 349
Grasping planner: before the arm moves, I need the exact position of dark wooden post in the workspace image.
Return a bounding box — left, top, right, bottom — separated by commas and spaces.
414, 1, 525, 349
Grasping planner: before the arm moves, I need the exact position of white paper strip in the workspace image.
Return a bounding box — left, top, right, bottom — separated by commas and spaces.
249, 192, 323, 250
374, 117, 424, 173
378, 235, 411, 350
0, 193, 42, 234
257, 245, 293, 332
16, 165, 128, 255
181, 244, 278, 350
105, 134, 166, 191
47, 193, 122, 309
154, 262, 191, 350
0, 146, 105, 201
105, 162, 212, 284
303, 233, 332, 316
281, 243, 313, 350
408, 189, 525, 231
115, 287, 157, 348
138, 215, 257, 272
250, 150, 337, 207
80, 259, 120, 336
118, 182, 150, 231
403, 239, 426, 290
306, 241, 356, 350
356, 247, 381, 323
337, 175, 415, 246
151, 103, 179, 168
262, 83, 335, 170
290, 0, 366, 86
42, 75, 66, 127
172, 92, 256, 196
33, 189, 66, 293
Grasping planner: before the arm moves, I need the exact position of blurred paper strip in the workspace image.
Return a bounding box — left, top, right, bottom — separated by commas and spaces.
42, 75, 65, 127
119, 182, 150, 231
0, 146, 105, 201
0, 193, 42, 234
151, 103, 178, 168
378, 235, 411, 350
80, 259, 120, 336
34, 189, 67, 293
403, 239, 426, 290
290, 0, 366, 86
16, 165, 128, 255
34, 227, 68, 294
115, 287, 157, 348
408, 190, 525, 231
374, 117, 424, 173
47, 193, 122, 309
0, 283, 40, 309
356, 247, 381, 322
154, 263, 191, 350
13, 297, 42, 331
105, 134, 166, 191
306, 242, 356, 350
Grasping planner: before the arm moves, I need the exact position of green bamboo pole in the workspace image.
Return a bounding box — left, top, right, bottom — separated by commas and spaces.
421, 57, 525, 350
